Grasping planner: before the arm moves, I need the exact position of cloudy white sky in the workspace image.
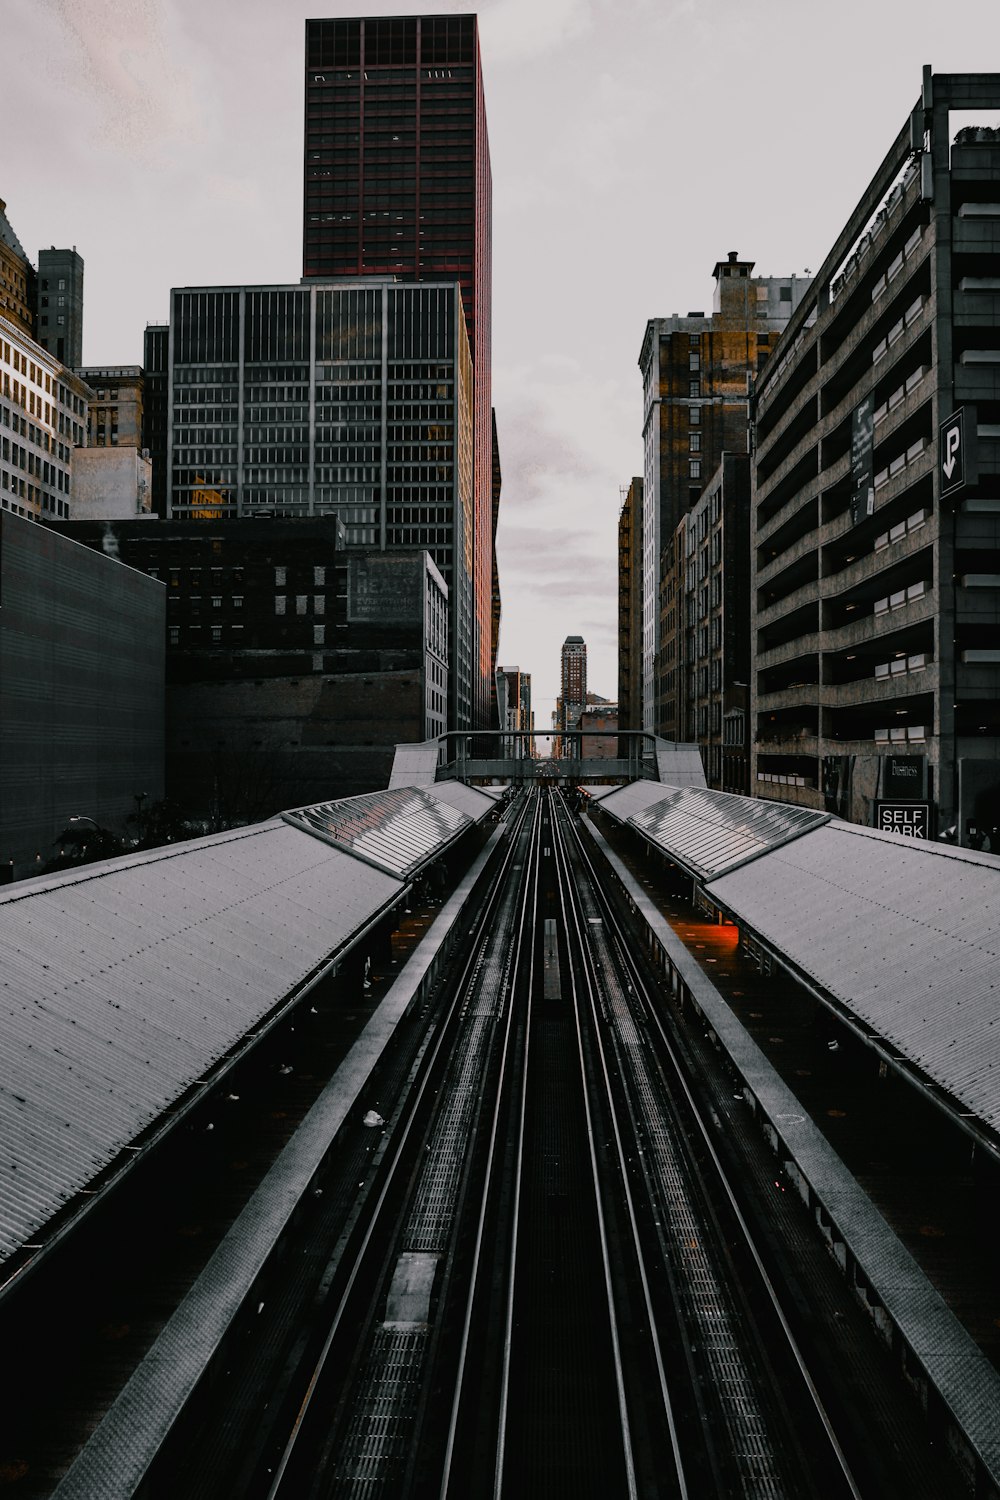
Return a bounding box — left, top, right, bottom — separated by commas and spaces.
5, 0, 997, 720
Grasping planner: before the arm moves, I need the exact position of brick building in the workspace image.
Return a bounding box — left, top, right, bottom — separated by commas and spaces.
639, 254, 809, 734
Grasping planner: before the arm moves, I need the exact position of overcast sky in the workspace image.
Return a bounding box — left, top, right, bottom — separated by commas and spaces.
5, 0, 997, 720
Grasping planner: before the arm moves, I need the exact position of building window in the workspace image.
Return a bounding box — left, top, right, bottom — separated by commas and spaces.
689, 460, 701, 479
296, 594, 308, 614
689, 406, 700, 425
690, 433, 701, 452
689, 380, 700, 398
689, 352, 700, 371
275, 595, 286, 615
211, 626, 222, 642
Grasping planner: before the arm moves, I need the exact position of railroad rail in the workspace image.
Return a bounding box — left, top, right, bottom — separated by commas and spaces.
38, 787, 978, 1498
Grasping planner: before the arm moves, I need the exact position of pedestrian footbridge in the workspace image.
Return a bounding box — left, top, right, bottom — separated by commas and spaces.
389, 732, 708, 788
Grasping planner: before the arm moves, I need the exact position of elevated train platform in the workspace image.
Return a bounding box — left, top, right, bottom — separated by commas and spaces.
586, 781, 1000, 1493
4, 748, 1000, 1493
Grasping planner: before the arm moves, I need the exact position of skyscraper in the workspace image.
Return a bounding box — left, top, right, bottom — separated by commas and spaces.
157, 278, 476, 730
37, 247, 84, 368
303, 14, 495, 729
638, 254, 809, 734
560, 635, 587, 730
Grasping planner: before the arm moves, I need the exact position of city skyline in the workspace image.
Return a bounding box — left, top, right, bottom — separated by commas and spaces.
4, 0, 998, 714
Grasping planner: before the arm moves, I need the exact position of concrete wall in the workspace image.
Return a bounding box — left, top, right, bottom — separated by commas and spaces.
0, 512, 164, 879
72, 448, 153, 518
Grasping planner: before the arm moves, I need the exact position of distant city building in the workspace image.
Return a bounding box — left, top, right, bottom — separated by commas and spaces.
0, 510, 164, 881
672, 453, 751, 792
579, 705, 619, 759
79, 366, 144, 448
0, 199, 35, 339
71, 447, 153, 519
1, 313, 88, 521
154, 279, 476, 729
560, 635, 587, 723
37, 247, 84, 368
496, 664, 532, 756
55, 518, 448, 817
751, 70, 1000, 845
639, 252, 810, 733
617, 477, 643, 741
303, 14, 497, 730
557, 634, 588, 753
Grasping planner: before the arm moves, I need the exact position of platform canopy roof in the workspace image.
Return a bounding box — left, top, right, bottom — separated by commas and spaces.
0, 782, 494, 1279
599, 782, 829, 880
282, 782, 494, 879
706, 821, 1000, 1135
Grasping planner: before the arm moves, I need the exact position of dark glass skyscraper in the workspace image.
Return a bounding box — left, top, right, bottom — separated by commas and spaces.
303, 14, 494, 729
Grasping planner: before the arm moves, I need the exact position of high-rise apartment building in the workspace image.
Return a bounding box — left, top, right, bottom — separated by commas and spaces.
303, 14, 495, 729
639, 254, 810, 734
158, 279, 476, 729
37, 247, 84, 368
617, 478, 643, 738
1, 314, 87, 522
752, 70, 1000, 844
560, 635, 587, 730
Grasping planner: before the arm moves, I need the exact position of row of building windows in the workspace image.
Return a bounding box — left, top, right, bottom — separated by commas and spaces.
0, 473, 69, 515
274, 594, 328, 616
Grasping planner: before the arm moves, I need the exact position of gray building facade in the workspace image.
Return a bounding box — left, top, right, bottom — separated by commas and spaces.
751, 69, 1000, 842
0, 511, 164, 880
54, 517, 448, 818
157, 280, 475, 729
37, 247, 84, 369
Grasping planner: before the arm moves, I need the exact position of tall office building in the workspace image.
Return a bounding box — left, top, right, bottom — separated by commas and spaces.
37, 247, 84, 368
617, 478, 643, 738
303, 14, 495, 728
158, 279, 476, 730
639, 254, 810, 734
560, 635, 587, 729
752, 70, 1000, 844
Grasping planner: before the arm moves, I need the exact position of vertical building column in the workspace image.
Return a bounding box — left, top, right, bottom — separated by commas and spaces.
379, 283, 389, 552
165, 299, 175, 518
308, 284, 317, 516
236, 289, 246, 517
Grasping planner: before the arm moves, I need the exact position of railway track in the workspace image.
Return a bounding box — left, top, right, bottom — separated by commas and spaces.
134, 786, 963, 1498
